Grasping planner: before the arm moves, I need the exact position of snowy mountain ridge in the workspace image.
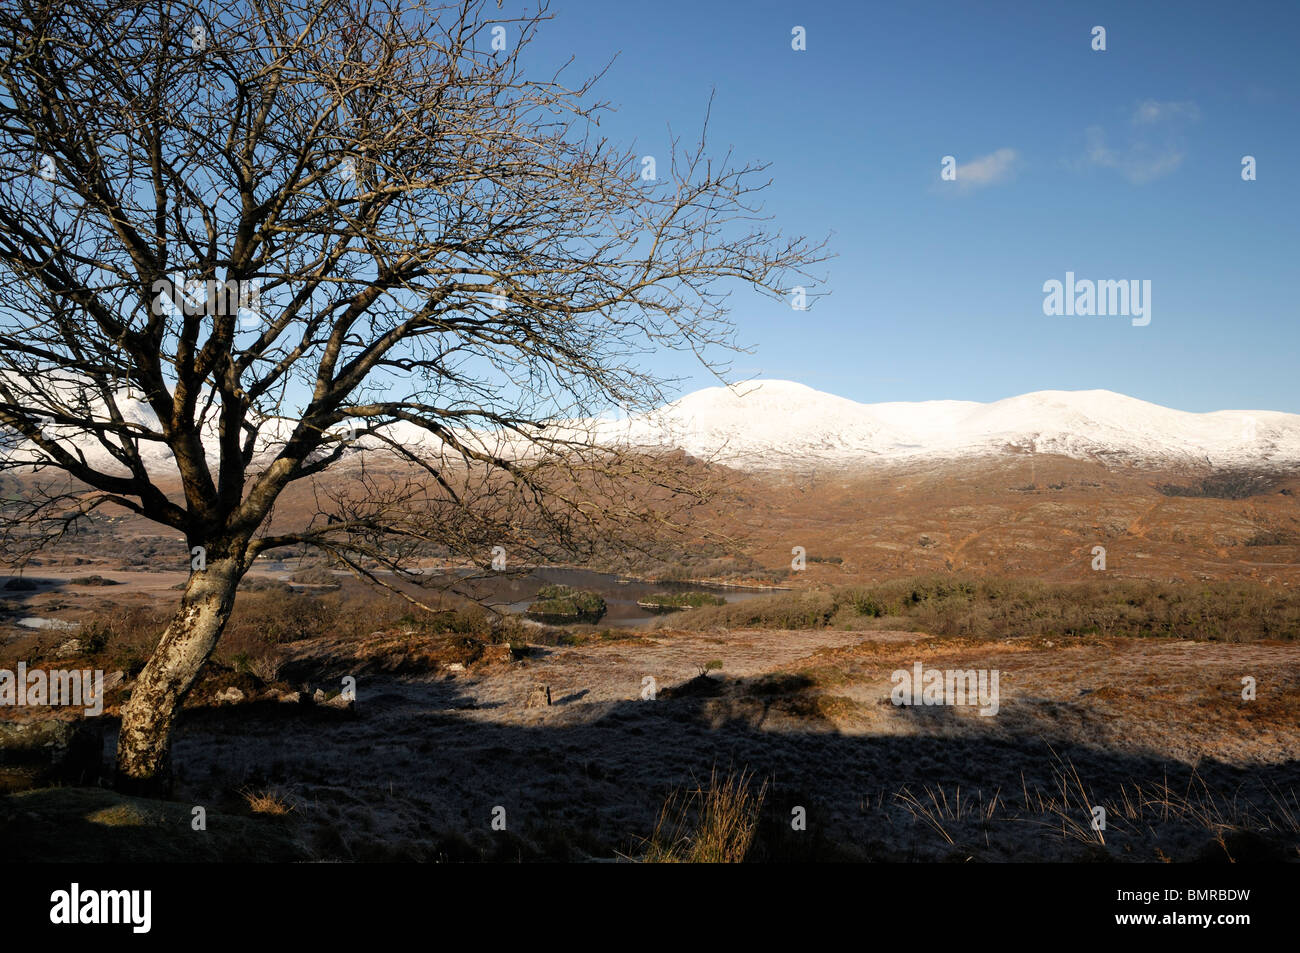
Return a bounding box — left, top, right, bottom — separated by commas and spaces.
610, 380, 1300, 469
9, 378, 1300, 475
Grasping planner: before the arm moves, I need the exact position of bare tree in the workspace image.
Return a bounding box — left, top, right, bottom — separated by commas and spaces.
0, 0, 824, 791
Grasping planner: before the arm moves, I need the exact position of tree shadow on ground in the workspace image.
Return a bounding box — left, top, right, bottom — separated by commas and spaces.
5, 669, 1297, 863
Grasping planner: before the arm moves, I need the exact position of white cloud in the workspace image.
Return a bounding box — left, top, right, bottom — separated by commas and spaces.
1131, 99, 1200, 124
1083, 126, 1184, 184
1074, 101, 1199, 184
954, 148, 1019, 190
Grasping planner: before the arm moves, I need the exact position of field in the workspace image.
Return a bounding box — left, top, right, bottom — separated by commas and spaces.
2, 456, 1298, 862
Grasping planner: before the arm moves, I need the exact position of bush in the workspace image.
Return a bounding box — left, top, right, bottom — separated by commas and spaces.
842, 588, 885, 617
1155, 470, 1282, 500
641, 591, 727, 609
239, 577, 295, 595
664, 591, 835, 630
288, 566, 342, 587
659, 576, 1300, 642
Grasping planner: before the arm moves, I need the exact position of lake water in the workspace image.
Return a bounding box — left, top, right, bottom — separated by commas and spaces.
16, 617, 80, 630
416, 567, 777, 628
254, 562, 782, 628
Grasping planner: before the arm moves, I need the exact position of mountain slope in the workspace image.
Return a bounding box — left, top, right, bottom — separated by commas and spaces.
617, 380, 1300, 469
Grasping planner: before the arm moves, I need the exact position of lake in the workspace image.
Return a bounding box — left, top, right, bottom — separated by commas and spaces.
416, 567, 776, 628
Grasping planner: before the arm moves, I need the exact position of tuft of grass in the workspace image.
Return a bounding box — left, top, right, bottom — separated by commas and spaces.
1014, 756, 1108, 847
888, 757, 1298, 860
637, 767, 768, 863
894, 784, 1002, 846
240, 787, 295, 817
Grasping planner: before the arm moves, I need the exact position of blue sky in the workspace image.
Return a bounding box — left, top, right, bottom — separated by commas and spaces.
524, 0, 1300, 412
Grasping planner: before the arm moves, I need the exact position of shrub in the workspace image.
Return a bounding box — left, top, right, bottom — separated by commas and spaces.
288, 566, 342, 587
660, 576, 1300, 641
641, 591, 727, 609
842, 588, 886, 617
1156, 470, 1283, 500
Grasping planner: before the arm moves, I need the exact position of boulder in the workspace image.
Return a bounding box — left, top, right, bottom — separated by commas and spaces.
0, 718, 105, 791
323, 692, 355, 712
524, 685, 551, 708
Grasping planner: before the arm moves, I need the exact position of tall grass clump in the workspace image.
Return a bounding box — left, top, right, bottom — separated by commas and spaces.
638, 767, 768, 863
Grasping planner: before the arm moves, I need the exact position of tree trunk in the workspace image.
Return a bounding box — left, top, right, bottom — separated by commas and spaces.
114, 556, 243, 795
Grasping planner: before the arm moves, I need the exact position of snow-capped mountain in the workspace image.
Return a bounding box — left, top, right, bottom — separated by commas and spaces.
9, 376, 1300, 476
613, 380, 1300, 469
